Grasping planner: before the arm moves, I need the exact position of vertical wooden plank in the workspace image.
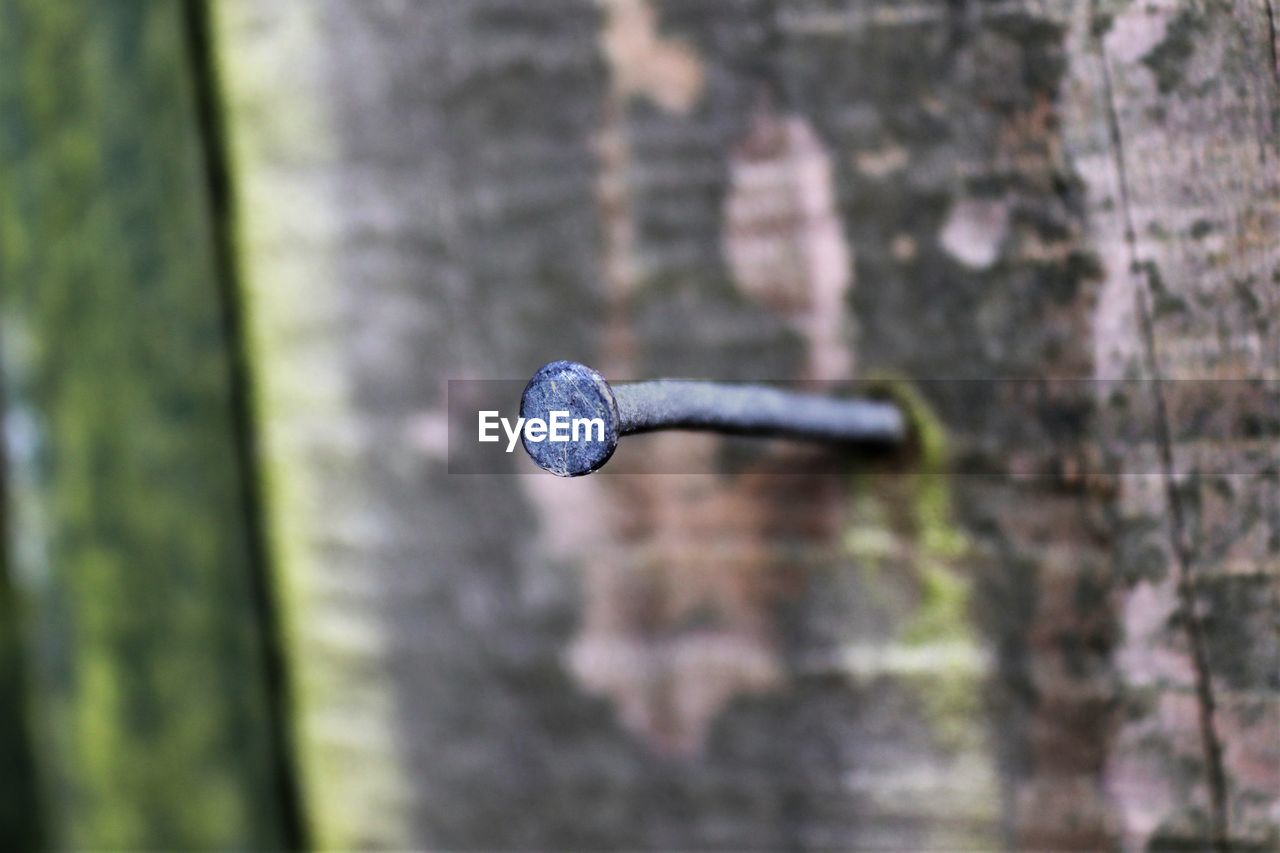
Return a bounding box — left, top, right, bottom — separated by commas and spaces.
0, 1, 292, 847
216, 1, 997, 848
212, 1, 610, 846
1061, 2, 1280, 847
212, 1, 613, 847
209, 2, 399, 846
212, 0, 1280, 850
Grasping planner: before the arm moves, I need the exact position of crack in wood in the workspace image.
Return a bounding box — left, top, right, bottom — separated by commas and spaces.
1094, 15, 1230, 849
1262, 0, 1280, 167
1267, 0, 1280, 95
181, 1, 307, 846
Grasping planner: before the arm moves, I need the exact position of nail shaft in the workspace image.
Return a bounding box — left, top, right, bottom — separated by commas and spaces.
614, 380, 904, 444
520, 360, 905, 477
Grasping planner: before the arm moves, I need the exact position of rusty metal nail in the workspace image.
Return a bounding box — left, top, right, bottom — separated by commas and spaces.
520, 360, 906, 476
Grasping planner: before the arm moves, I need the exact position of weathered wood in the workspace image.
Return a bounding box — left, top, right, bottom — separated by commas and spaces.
216, 0, 1279, 849
0, 1, 293, 847
1063, 2, 1280, 847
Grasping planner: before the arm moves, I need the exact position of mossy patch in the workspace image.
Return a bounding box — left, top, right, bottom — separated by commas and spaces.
1141, 8, 1209, 96
845, 377, 984, 751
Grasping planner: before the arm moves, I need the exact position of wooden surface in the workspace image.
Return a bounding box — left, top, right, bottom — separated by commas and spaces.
0, 0, 1274, 849
0, 1, 294, 847
213, 0, 1279, 849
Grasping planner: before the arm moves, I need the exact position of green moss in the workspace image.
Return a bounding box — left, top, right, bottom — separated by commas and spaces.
1141, 8, 1209, 96
846, 378, 983, 751
208, 2, 417, 848
875, 377, 968, 561
1134, 260, 1189, 318
0, 1, 289, 847
1090, 12, 1116, 40
1089, 0, 1135, 40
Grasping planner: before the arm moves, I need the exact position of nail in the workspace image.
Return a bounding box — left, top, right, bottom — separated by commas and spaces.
520, 360, 906, 476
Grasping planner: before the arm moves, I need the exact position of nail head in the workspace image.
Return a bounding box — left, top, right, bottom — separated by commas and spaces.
520, 360, 619, 476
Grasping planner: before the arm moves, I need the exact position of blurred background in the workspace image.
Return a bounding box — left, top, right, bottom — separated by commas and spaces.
0, 0, 1277, 850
